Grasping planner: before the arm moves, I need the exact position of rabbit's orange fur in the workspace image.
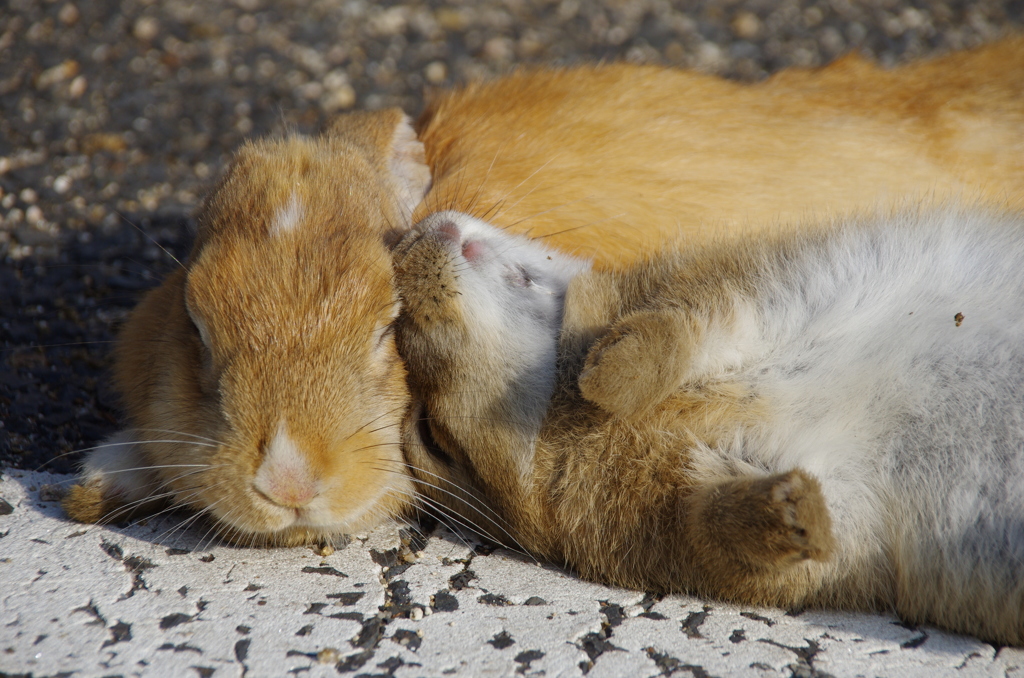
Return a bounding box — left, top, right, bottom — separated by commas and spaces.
416, 36, 1024, 266
64, 113, 422, 544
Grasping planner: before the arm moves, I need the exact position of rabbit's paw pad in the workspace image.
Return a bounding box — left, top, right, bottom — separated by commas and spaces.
763, 470, 834, 563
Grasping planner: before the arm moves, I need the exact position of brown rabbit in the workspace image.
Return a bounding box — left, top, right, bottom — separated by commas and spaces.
415, 36, 1024, 265
394, 208, 1024, 646
66, 38, 1024, 545
63, 111, 429, 545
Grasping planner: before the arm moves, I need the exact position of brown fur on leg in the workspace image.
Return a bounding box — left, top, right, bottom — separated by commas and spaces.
62, 482, 125, 525
684, 469, 835, 603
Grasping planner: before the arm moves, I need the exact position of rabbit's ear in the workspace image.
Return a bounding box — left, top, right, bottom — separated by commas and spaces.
387, 114, 433, 218
62, 430, 165, 524
326, 108, 432, 219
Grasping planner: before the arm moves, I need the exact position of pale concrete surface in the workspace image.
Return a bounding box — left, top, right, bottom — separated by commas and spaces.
2, 470, 1022, 678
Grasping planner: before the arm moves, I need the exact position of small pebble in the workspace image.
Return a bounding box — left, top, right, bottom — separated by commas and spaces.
300, 82, 323, 100
435, 7, 469, 31
36, 60, 79, 89
483, 36, 514, 61
133, 16, 160, 42
321, 85, 356, 112
322, 70, 349, 91
901, 8, 926, 29
696, 42, 726, 71
371, 7, 407, 36
53, 176, 72, 194
425, 61, 447, 84
38, 484, 66, 502
317, 647, 341, 664
68, 75, 87, 98
804, 7, 824, 28
732, 12, 762, 40
58, 3, 80, 25
236, 14, 257, 33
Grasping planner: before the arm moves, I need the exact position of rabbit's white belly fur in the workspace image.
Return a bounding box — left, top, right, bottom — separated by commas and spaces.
694, 208, 1024, 599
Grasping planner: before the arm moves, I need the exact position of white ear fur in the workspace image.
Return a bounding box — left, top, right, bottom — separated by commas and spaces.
184, 297, 212, 351
389, 116, 432, 219
372, 299, 402, 359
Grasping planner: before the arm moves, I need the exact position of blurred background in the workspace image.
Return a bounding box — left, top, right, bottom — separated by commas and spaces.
2, 0, 1023, 473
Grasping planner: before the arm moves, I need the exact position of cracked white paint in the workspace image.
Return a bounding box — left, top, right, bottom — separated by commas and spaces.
1, 470, 1022, 678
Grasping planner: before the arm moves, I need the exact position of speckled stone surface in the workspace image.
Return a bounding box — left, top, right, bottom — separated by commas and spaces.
3, 470, 1022, 677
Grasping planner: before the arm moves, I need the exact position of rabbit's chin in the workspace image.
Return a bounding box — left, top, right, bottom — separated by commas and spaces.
213, 521, 388, 548
204, 475, 412, 547
62, 426, 416, 548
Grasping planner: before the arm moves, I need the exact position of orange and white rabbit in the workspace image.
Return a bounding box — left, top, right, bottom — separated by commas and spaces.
394, 206, 1024, 646
415, 36, 1024, 265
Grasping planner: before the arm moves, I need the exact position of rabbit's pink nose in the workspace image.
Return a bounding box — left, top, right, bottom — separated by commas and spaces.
253, 424, 319, 508
253, 466, 318, 508
435, 220, 461, 241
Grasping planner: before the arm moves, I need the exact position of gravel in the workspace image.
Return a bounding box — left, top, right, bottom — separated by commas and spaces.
2, 0, 1023, 472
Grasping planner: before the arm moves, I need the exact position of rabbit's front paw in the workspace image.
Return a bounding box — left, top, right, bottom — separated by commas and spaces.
714, 469, 835, 568
760, 470, 834, 565
579, 310, 692, 418
688, 469, 835, 606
